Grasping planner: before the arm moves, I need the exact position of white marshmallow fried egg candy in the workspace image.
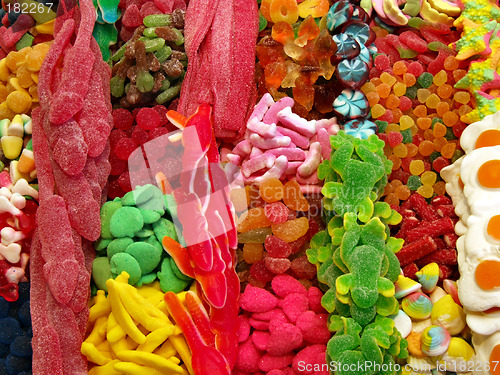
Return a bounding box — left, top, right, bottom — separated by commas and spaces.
473, 331, 500, 375
460, 110, 500, 154
466, 307, 500, 335
459, 146, 500, 217
441, 156, 470, 236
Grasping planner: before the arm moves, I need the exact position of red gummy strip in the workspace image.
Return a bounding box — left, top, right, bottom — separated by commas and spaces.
178, 0, 258, 141
31, 108, 55, 201
396, 235, 437, 266
399, 31, 428, 53
435, 204, 456, 218
415, 249, 457, 267
438, 264, 454, 280
38, 19, 75, 105
395, 216, 419, 239
402, 263, 419, 279
431, 195, 452, 206
49, 0, 96, 125
443, 232, 458, 248
405, 217, 454, 243
30, 232, 65, 374
409, 194, 439, 221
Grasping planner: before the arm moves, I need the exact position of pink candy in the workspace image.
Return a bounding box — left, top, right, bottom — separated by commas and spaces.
240, 284, 279, 312
237, 273, 329, 375
228, 95, 337, 190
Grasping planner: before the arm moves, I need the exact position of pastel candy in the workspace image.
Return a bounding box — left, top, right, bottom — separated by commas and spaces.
336, 57, 369, 90
332, 89, 369, 119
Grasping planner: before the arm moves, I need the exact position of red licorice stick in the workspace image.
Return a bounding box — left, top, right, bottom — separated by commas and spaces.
396, 235, 437, 266
402, 263, 419, 279
416, 249, 458, 267
405, 217, 455, 243
409, 193, 440, 221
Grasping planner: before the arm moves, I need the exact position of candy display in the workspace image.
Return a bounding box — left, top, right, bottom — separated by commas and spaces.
5, 0, 500, 372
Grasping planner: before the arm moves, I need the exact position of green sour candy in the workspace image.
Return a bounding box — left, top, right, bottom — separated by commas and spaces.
107, 237, 134, 258
110, 206, 144, 238
170, 257, 192, 281
97, 0, 120, 23
152, 218, 178, 243
143, 14, 172, 27
157, 258, 190, 293
145, 236, 163, 253
101, 201, 123, 239
136, 273, 157, 287
139, 208, 162, 224
110, 253, 142, 285
92, 22, 118, 61
95, 238, 112, 252
92, 257, 113, 292
125, 242, 162, 274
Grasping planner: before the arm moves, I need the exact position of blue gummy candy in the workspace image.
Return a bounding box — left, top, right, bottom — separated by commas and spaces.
7, 11, 21, 25
10, 334, 32, 357
0, 358, 6, 374
18, 372, 32, 375
0, 297, 9, 319
6, 353, 31, 374
18, 301, 30, 328
0, 341, 9, 357
0, 318, 21, 344
17, 283, 29, 303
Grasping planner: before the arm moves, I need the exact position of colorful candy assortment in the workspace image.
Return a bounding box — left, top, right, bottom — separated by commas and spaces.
109, 8, 186, 107
7, 0, 500, 371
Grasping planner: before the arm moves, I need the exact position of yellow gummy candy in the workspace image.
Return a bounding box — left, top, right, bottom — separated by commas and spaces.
0, 59, 10, 82
89, 290, 111, 323
170, 335, 194, 375
88, 360, 122, 375
85, 316, 108, 346
153, 340, 177, 358
116, 350, 184, 374
137, 326, 176, 353
113, 362, 164, 375
81, 342, 112, 366
106, 278, 146, 344
115, 281, 170, 331
106, 312, 126, 343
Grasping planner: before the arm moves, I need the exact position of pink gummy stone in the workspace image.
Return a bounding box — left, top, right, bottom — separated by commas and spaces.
140, 1, 162, 17
122, 4, 143, 27
240, 284, 278, 312
267, 322, 303, 356
281, 293, 309, 324
252, 308, 288, 323
307, 287, 326, 314
264, 257, 291, 274
249, 318, 269, 331
252, 330, 270, 351
259, 353, 295, 372
238, 315, 251, 343
292, 345, 327, 375
236, 338, 262, 373
296, 312, 330, 345
271, 274, 307, 298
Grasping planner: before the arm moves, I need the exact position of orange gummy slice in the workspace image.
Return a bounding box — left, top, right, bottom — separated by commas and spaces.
237, 207, 272, 233
491, 344, 500, 374
475, 260, 500, 290
478, 160, 500, 188
259, 178, 284, 203
283, 180, 309, 211
475, 129, 500, 149
488, 215, 500, 241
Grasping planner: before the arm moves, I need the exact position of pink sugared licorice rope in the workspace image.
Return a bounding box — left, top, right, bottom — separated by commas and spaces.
30, 0, 112, 373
